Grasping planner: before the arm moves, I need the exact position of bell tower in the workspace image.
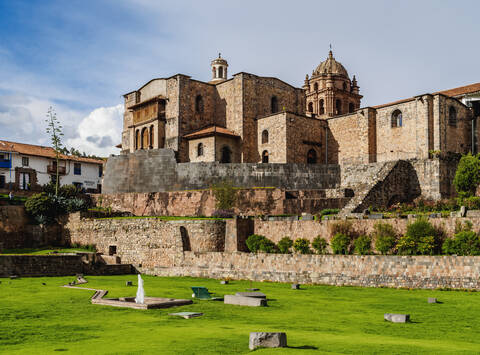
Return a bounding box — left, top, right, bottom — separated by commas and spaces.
210, 53, 228, 84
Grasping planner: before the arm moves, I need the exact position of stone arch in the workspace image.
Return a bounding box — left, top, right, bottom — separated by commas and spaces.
149, 125, 154, 149
195, 95, 204, 113
319, 99, 325, 115
308, 102, 314, 113
313, 82, 318, 91
262, 150, 269, 163
262, 130, 269, 144
391, 109, 403, 128
135, 129, 140, 150
348, 102, 354, 113
141, 127, 148, 149
336, 99, 342, 115
197, 142, 203, 156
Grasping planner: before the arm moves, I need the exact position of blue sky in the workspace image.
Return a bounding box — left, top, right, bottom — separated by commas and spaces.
1, 0, 479, 155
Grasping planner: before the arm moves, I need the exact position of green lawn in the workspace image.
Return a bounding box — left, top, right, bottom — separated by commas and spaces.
1, 247, 94, 255
1, 276, 480, 354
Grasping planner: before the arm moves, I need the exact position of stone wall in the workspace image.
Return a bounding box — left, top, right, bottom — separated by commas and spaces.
103, 149, 341, 193
61, 215, 480, 289
94, 188, 350, 217
0, 206, 62, 249
0, 255, 132, 277
150, 252, 480, 289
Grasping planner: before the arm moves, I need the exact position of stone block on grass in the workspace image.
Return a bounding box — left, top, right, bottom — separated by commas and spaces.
249, 332, 287, 350
428, 298, 437, 303
235, 291, 266, 299
384, 313, 410, 323
291, 284, 300, 289
224, 295, 267, 307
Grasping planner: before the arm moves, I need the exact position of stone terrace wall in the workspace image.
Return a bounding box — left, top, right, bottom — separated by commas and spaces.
0, 255, 132, 277
0, 206, 62, 249
103, 149, 341, 193
148, 253, 480, 289
63, 215, 227, 267
254, 216, 475, 244
94, 188, 350, 217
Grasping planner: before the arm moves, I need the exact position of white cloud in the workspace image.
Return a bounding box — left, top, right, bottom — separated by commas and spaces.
67, 104, 123, 157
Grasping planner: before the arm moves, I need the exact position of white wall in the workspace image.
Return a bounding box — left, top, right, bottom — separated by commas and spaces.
0, 152, 102, 190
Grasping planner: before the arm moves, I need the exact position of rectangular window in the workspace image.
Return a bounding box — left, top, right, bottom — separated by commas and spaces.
22, 157, 29, 166
74, 163, 81, 175
98, 165, 103, 177
0, 175, 5, 189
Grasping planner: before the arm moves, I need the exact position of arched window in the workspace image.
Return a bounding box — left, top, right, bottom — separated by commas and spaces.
135, 130, 140, 150
195, 95, 204, 113
336, 99, 342, 115
262, 150, 269, 163
308, 102, 314, 113
197, 143, 203, 157
349, 103, 355, 113
313, 83, 318, 91
307, 149, 317, 164
262, 130, 269, 144
343, 82, 347, 91
218, 66, 223, 78
319, 99, 325, 115
391, 109, 403, 128
220, 146, 231, 163
149, 125, 154, 149
271, 96, 279, 114
449, 106, 457, 126
141, 127, 148, 149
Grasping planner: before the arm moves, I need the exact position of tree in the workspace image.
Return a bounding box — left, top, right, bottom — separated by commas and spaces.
453, 154, 480, 197
45, 107, 64, 196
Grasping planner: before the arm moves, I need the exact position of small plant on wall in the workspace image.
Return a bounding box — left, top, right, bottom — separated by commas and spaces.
211, 179, 237, 216
293, 238, 311, 254
312, 236, 328, 254
278, 237, 293, 254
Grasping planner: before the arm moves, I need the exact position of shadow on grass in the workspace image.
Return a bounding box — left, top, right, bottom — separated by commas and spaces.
288, 345, 318, 350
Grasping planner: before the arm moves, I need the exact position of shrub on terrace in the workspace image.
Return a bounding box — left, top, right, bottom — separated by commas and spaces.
331, 233, 352, 255
277, 237, 293, 254
354, 235, 372, 255
453, 154, 480, 197
312, 236, 328, 254
293, 238, 311, 254
246, 234, 277, 253
372, 222, 397, 255
397, 218, 442, 255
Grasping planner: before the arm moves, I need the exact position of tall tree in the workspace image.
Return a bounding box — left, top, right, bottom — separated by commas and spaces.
45, 107, 64, 196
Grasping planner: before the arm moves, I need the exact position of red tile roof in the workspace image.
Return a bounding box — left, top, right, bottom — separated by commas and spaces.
435, 82, 480, 97
184, 126, 240, 139
0, 140, 104, 164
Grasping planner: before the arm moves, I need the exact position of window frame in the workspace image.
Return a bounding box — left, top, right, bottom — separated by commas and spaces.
73, 162, 82, 176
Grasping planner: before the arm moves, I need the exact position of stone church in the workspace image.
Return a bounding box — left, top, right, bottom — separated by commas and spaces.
106, 52, 480, 208
120, 51, 480, 167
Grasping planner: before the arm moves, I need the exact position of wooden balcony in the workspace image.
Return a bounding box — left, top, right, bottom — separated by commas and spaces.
47, 165, 66, 175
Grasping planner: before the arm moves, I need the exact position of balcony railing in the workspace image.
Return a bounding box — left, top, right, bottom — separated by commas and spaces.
47, 165, 66, 175
0, 159, 11, 169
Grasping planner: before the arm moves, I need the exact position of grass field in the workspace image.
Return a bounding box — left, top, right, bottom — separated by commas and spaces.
1, 247, 94, 255
1, 275, 480, 354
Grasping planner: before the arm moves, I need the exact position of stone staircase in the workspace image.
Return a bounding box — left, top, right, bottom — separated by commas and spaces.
340, 160, 419, 215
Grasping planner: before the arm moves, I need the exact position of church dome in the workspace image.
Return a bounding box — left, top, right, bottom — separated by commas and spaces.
314, 51, 349, 77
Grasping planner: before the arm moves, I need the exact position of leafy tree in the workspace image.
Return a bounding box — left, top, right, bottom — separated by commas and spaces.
45, 107, 64, 197
453, 154, 480, 197
246, 234, 277, 253
397, 218, 442, 255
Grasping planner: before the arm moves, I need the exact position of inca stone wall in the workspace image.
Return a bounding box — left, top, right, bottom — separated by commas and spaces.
103, 148, 341, 194
60, 215, 480, 289
0, 255, 132, 277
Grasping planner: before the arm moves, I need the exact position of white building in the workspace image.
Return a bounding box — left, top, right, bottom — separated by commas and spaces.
0, 140, 104, 193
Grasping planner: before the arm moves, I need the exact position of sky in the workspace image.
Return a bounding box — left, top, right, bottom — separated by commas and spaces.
0, 0, 479, 156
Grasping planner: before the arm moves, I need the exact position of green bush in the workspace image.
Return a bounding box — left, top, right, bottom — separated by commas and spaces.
25, 193, 56, 219
319, 208, 339, 218
459, 196, 480, 210
211, 180, 237, 210
277, 237, 293, 254
246, 234, 277, 253
442, 230, 480, 256
312, 236, 328, 254
453, 154, 480, 197
331, 233, 351, 255
372, 222, 397, 254
354, 235, 372, 255
293, 238, 311, 254
397, 218, 442, 255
